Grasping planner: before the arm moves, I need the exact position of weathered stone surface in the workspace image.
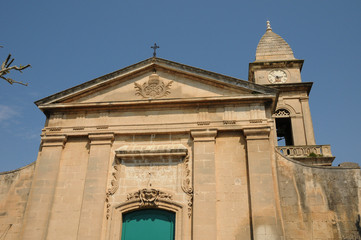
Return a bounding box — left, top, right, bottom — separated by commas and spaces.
0, 163, 35, 240
338, 162, 360, 168
277, 153, 361, 239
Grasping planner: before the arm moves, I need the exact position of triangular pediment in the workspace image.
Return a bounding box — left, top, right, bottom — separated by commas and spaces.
35, 58, 277, 107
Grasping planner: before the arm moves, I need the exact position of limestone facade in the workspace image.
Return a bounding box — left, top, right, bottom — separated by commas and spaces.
0, 23, 360, 239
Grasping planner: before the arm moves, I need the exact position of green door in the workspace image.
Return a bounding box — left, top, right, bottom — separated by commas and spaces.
121, 209, 175, 240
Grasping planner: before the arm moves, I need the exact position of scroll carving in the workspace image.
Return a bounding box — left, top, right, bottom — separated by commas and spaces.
127, 188, 172, 207
134, 73, 173, 99
106, 165, 120, 219
181, 152, 193, 218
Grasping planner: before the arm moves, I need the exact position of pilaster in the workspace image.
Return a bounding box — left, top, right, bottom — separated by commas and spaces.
191, 129, 217, 240
300, 97, 316, 145
20, 135, 67, 240
77, 133, 114, 240
290, 116, 307, 145
243, 127, 282, 240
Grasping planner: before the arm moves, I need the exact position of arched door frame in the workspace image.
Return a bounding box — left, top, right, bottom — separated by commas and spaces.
106, 198, 185, 240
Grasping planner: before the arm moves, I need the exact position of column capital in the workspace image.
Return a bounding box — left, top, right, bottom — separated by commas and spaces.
191, 129, 217, 142
243, 126, 270, 140
41, 135, 67, 148
89, 133, 114, 145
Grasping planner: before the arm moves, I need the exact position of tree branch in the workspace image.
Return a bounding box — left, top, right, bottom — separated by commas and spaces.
0, 54, 30, 86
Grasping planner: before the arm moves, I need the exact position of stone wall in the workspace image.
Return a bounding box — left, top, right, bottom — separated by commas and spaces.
0, 162, 35, 239
277, 152, 361, 239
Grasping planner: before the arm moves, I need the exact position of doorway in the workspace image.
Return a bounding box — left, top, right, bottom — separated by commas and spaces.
121, 209, 175, 240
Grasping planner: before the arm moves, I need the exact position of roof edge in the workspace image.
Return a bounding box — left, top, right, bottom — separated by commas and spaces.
35, 57, 278, 107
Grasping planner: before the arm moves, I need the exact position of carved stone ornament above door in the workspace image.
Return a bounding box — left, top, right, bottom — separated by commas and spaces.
127, 188, 173, 207
134, 73, 173, 99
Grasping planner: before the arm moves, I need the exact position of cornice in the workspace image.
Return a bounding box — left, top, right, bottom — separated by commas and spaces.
265, 82, 313, 95
38, 95, 278, 113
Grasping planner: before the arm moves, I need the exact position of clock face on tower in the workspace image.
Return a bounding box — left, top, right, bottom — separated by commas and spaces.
268, 69, 288, 83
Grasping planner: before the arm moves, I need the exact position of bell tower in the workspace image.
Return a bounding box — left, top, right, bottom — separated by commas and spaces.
249, 21, 316, 147
249, 21, 304, 85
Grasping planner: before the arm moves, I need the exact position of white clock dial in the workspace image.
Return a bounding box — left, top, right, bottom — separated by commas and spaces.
268, 70, 288, 83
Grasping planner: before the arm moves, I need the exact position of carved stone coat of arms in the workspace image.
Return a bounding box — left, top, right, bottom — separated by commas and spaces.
134, 73, 173, 99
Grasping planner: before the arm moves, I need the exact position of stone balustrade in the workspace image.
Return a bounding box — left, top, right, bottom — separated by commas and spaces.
277, 145, 333, 158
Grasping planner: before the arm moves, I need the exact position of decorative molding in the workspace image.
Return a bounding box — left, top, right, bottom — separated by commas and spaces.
223, 120, 236, 125
96, 125, 109, 130
115, 144, 187, 163
243, 126, 270, 140
274, 109, 290, 117
88, 133, 114, 145
134, 73, 173, 99
108, 165, 121, 195
197, 121, 210, 126
41, 135, 67, 147
249, 119, 263, 123
49, 127, 62, 132
181, 152, 193, 218
108, 197, 183, 240
106, 165, 121, 219
126, 188, 173, 207
191, 130, 217, 142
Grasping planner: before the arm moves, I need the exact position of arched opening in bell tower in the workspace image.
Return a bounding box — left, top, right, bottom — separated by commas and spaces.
274, 109, 294, 146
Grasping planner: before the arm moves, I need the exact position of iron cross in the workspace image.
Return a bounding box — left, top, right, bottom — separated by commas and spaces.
151, 43, 159, 57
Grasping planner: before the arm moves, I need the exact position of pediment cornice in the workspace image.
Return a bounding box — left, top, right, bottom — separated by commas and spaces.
35, 57, 277, 108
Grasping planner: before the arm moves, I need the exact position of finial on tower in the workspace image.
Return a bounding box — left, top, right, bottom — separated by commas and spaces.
266, 20, 272, 31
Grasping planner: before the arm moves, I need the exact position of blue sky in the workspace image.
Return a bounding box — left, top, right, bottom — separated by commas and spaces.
0, 0, 360, 171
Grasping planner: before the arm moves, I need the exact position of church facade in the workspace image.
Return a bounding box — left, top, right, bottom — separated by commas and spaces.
1, 23, 360, 239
